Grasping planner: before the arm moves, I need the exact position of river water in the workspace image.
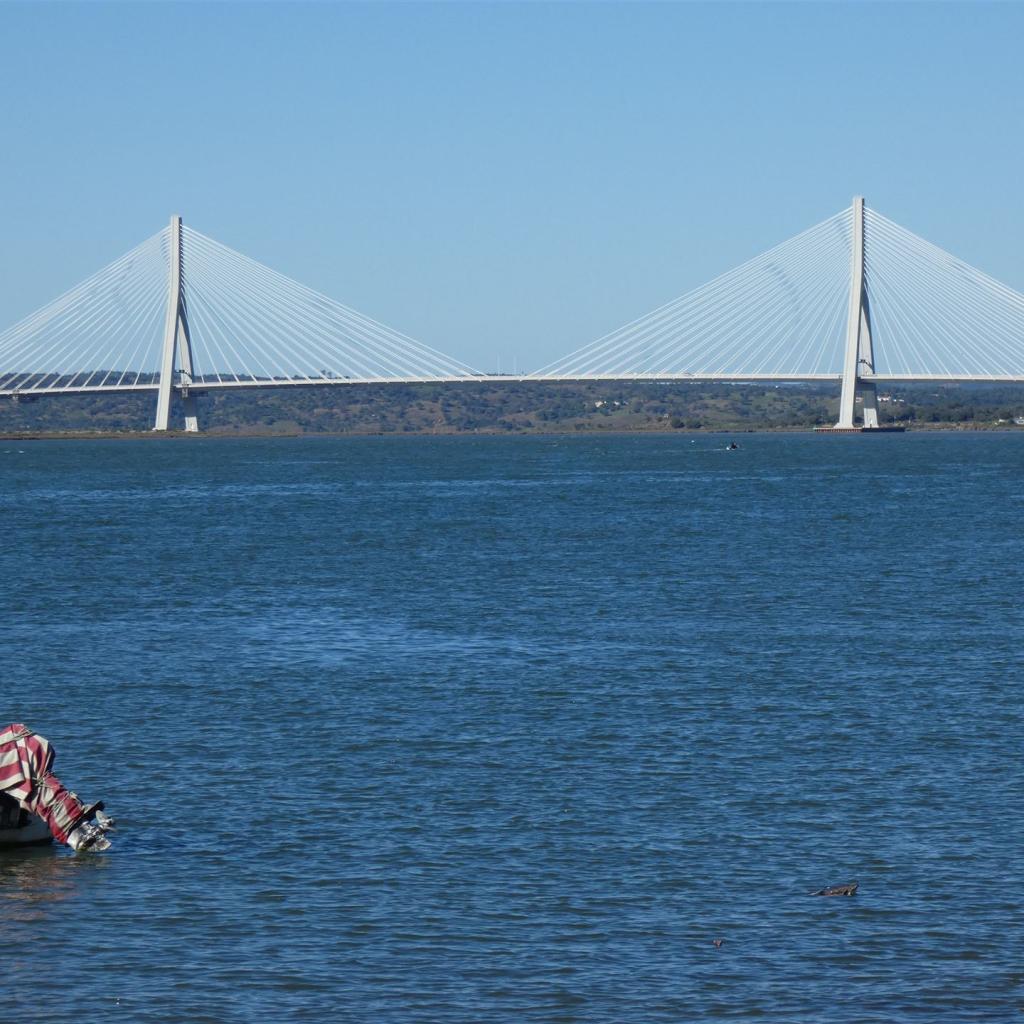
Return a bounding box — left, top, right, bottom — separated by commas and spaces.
1, 433, 1021, 1022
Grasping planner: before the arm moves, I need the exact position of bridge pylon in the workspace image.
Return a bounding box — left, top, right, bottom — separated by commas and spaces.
835, 196, 879, 429
154, 215, 199, 432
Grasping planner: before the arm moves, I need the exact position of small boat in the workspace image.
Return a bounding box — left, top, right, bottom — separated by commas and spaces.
0, 792, 52, 848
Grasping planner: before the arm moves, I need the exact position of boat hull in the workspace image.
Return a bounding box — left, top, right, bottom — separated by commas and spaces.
0, 796, 53, 847
0, 817, 53, 846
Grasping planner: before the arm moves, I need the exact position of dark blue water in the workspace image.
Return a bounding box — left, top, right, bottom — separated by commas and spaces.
1, 433, 1021, 1022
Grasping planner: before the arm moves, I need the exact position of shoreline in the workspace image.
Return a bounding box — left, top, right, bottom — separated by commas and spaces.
1, 424, 1019, 441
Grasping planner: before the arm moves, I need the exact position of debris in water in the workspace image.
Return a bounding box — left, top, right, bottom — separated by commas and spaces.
811, 881, 858, 897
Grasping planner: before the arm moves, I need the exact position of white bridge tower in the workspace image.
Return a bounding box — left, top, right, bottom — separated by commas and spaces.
154, 214, 199, 432
835, 196, 879, 429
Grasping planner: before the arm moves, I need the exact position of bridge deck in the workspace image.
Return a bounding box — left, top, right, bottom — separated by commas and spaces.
8, 372, 1024, 400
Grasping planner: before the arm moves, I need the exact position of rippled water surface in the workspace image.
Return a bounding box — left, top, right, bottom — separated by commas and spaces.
2, 433, 1021, 1022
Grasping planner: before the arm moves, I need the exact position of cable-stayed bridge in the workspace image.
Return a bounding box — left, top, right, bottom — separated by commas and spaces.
3, 197, 1024, 431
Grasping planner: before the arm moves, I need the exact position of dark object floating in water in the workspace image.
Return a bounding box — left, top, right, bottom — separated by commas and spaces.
726, 442, 739, 450
811, 881, 858, 897
712, 939, 723, 948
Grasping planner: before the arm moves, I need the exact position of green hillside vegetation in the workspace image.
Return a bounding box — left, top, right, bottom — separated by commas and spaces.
3, 381, 1024, 436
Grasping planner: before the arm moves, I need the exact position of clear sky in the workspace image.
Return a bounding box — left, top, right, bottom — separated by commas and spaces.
2, 1, 1022, 372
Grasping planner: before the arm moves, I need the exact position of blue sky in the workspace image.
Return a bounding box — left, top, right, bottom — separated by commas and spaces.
2, 1, 1022, 372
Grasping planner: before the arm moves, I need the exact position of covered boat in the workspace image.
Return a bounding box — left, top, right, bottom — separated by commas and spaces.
0, 724, 113, 851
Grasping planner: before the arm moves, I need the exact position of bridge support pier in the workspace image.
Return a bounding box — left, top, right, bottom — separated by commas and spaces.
154, 215, 200, 432
181, 392, 199, 432
835, 196, 878, 429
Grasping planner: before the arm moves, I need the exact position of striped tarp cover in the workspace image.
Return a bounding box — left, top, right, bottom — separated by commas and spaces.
0, 723, 90, 844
